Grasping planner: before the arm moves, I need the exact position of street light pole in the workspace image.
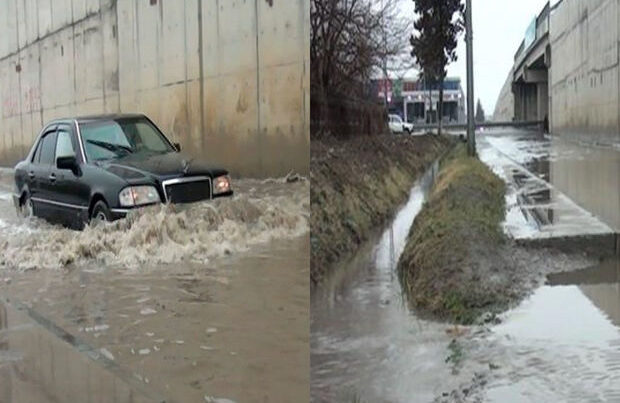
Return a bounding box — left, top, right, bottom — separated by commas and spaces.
465, 0, 476, 156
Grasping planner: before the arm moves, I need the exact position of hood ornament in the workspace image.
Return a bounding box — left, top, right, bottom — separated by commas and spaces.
181, 158, 192, 175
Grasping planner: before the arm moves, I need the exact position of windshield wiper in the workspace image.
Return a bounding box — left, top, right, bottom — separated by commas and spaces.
86, 139, 134, 155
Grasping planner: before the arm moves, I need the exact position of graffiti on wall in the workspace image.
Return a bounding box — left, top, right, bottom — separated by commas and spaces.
1, 94, 18, 118
1, 86, 40, 118
23, 87, 41, 113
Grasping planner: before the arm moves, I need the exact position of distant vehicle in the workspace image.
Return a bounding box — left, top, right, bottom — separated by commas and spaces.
13, 114, 233, 229
388, 114, 414, 134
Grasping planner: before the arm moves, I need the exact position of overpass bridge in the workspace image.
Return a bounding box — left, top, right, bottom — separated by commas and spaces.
511, 2, 552, 124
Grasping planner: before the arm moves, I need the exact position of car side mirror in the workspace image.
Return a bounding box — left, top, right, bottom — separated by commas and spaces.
57, 155, 79, 173
174, 142, 181, 152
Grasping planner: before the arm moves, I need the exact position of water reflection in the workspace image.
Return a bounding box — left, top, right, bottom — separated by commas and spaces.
0, 300, 162, 403
549, 135, 620, 232
479, 131, 614, 240
311, 162, 476, 403
482, 258, 620, 402
548, 258, 620, 327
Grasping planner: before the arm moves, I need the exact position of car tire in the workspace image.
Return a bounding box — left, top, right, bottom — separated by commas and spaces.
90, 200, 112, 226
19, 192, 34, 219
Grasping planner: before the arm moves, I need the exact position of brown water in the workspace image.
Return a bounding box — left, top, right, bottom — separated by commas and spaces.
476, 258, 620, 403
310, 163, 485, 402
0, 173, 309, 402
0, 299, 165, 403
311, 129, 620, 403
0, 177, 308, 271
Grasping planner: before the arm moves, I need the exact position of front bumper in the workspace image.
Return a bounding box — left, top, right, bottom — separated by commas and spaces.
109, 190, 233, 220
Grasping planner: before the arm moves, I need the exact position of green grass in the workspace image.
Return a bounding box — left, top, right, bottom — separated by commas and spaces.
398, 144, 507, 324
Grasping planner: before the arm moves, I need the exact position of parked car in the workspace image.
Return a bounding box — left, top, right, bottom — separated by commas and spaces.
388, 114, 414, 134
13, 114, 233, 229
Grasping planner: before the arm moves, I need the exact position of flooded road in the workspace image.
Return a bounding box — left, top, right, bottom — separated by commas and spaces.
474, 257, 620, 403
477, 129, 614, 240
446, 129, 620, 402
0, 171, 309, 402
311, 163, 482, 402
312, 128, 619, 402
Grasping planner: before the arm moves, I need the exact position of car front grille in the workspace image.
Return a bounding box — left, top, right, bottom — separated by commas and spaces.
162, 177, 212, 204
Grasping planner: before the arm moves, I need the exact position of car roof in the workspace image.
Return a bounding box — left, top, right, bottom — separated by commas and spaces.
46, 113, 148, 126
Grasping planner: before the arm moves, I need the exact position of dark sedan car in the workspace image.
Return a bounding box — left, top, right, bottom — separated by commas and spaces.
13, 114, 232, 229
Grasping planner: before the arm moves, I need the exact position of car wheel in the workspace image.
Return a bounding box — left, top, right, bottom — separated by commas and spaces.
90, 200, 112, 226
19, 193, 34, 219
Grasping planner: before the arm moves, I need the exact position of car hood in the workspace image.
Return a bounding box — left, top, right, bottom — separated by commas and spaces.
96, 152, 228, 182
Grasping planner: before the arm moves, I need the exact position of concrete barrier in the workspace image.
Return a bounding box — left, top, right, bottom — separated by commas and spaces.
0, 0, 309, 177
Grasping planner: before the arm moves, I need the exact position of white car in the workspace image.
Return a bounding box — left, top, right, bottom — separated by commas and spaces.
388, 114, 413, 134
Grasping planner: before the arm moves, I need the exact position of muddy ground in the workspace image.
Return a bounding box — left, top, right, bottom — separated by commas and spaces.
310, 134, 454, 285
398, 144, 597, 325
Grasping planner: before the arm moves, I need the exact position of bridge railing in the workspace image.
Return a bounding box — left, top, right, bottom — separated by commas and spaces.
514, 1, 550, 66
409, 120, 544, 131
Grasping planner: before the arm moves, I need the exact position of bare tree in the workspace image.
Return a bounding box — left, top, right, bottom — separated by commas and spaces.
311, 0, 412, 136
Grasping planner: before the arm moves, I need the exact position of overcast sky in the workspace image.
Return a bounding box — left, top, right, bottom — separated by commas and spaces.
399, 0, 556, 115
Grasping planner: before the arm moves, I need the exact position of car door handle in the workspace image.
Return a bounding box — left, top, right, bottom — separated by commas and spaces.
48, 174, 56, 183
28, 171, 35, 179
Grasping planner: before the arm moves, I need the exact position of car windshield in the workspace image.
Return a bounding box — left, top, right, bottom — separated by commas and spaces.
80, 117, 174, 161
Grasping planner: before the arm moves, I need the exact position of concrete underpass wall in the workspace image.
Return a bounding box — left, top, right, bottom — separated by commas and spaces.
550, 0, 620, 145
492, 69, 515, 121
549, 0, 620, 232
0, 0, 310, 177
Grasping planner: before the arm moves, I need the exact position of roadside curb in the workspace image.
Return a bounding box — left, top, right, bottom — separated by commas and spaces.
515, 232, 618, 259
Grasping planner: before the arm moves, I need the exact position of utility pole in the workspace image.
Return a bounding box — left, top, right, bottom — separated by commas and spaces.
465, 0, 476, 156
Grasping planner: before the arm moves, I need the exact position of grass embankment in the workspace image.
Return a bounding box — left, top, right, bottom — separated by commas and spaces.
311, 134, 454, 285
398, 144, 508, 324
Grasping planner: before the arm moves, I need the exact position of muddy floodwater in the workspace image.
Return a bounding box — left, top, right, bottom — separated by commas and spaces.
312, 128, 620, 403
473, 257, 620, 402
0, 172, 309, 402
311, 162, 476, 402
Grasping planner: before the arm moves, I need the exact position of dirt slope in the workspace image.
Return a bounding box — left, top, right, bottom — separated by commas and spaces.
310, 134, 454, 285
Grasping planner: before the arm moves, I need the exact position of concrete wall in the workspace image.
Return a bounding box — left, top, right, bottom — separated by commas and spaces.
547, 0, 620, 232
549, 0, 620, 146
0, 0, 309, 177
550, 137, 620, 232
492, 69, 515, 121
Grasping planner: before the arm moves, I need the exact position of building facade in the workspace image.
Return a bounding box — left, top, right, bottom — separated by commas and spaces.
374, 77, 466, 124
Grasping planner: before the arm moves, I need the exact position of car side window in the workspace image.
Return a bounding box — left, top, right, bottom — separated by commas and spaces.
39, 132, 58, 166
55, 130, 75, 159
32, 139, 43, 164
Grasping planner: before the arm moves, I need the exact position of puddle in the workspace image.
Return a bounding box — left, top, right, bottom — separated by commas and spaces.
470, 258, 620, 402
0, 300, 164, 403
478, 131, 613, 239
311, 162, 483, 402
0, 236, 309, 402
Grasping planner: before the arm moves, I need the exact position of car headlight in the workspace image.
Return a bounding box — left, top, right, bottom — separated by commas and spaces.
119, 186, 161, 207
213, 175, 231, 195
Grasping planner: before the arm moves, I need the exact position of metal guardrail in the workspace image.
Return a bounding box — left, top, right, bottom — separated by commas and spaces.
410, 121, 544, 130
514, 1, 550, 65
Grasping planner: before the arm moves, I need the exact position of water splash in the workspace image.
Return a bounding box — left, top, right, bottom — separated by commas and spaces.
0, 179, 308, 271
